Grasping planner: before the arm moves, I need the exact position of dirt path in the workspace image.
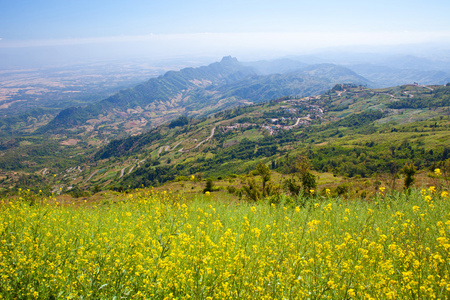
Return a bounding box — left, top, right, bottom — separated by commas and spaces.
193, 127, 215, 149
85, 170, 99, 183
171, 140, 183, 151
158, 146, 165, 155
178, 127, 215, 153
120, 159, 146, 176
119, 166, 129, 178
158, 140, 184, 157
379, 93, 395, 98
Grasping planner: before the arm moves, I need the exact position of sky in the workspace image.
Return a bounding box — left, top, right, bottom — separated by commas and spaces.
1, 0, 450, 66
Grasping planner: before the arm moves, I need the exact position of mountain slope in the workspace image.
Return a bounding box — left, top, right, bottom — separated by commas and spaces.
2, 83, 449, 193
41, 56, 256, 132
87, 84, 450, 190
39, 58, 370, 139
242, 58, 307, 75
298, 64, 371, 86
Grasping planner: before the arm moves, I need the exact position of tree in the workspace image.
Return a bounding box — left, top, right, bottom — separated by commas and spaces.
203, 178, 214, 193
388, 160, 400, 190
283, 156, 316, 197
242, 162, 277, 201
256, 162, 271, 197
242, 177, 261, 201
301, 171, 317, 195
169, 115, 189, 128
402, 163, 416, 190
284, 177, 302, 196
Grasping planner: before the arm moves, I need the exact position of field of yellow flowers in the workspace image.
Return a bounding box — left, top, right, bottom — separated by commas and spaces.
1, 187, 449, 299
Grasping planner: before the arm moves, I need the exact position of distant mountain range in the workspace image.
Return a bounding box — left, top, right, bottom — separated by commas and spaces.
40, 56, 370, 136
347, 64, 450, 87
245, 55, 450, 87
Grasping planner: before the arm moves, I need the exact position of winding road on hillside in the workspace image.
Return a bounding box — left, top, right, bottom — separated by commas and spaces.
158, 140, 184, 157
158, 146, 165, 155
171, 140, 183, 151
128, 165, 136, 174
118, 159, 147, 178
129, 160, 146, 174
179, 127, 216, 153
119, 166, 129, 178
193, 127, 216, 149
85, 170, 100, 183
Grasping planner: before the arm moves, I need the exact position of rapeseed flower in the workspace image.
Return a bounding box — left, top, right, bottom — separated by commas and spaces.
1, 188, 449, 299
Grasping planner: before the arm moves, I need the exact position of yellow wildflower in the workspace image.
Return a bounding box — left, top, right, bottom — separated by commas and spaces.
348, 289, 356, 297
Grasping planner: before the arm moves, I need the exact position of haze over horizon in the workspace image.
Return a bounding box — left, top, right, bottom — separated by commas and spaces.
1, 0, 450, 67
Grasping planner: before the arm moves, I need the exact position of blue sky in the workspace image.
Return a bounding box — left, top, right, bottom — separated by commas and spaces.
1, 0, 450, 63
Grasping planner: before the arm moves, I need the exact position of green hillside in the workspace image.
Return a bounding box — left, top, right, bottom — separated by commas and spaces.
0, 61, 449, 198
1, 83, 445, 196
96, 84, 448, 191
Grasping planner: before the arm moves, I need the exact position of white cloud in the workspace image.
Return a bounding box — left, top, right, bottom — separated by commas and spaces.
2, 31, 450, 48
1, 31, 450, 62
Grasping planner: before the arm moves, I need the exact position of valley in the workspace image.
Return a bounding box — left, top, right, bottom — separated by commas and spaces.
0, 61, 170, 112
0, 67, 448, 199
0, 57, 449, 199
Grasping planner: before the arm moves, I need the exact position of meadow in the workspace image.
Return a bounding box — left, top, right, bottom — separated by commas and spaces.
1, 186, 449, 299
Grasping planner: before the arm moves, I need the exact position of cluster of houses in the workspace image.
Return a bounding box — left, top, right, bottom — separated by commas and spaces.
221, 122, 257, 133
220, 97, 328, 135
